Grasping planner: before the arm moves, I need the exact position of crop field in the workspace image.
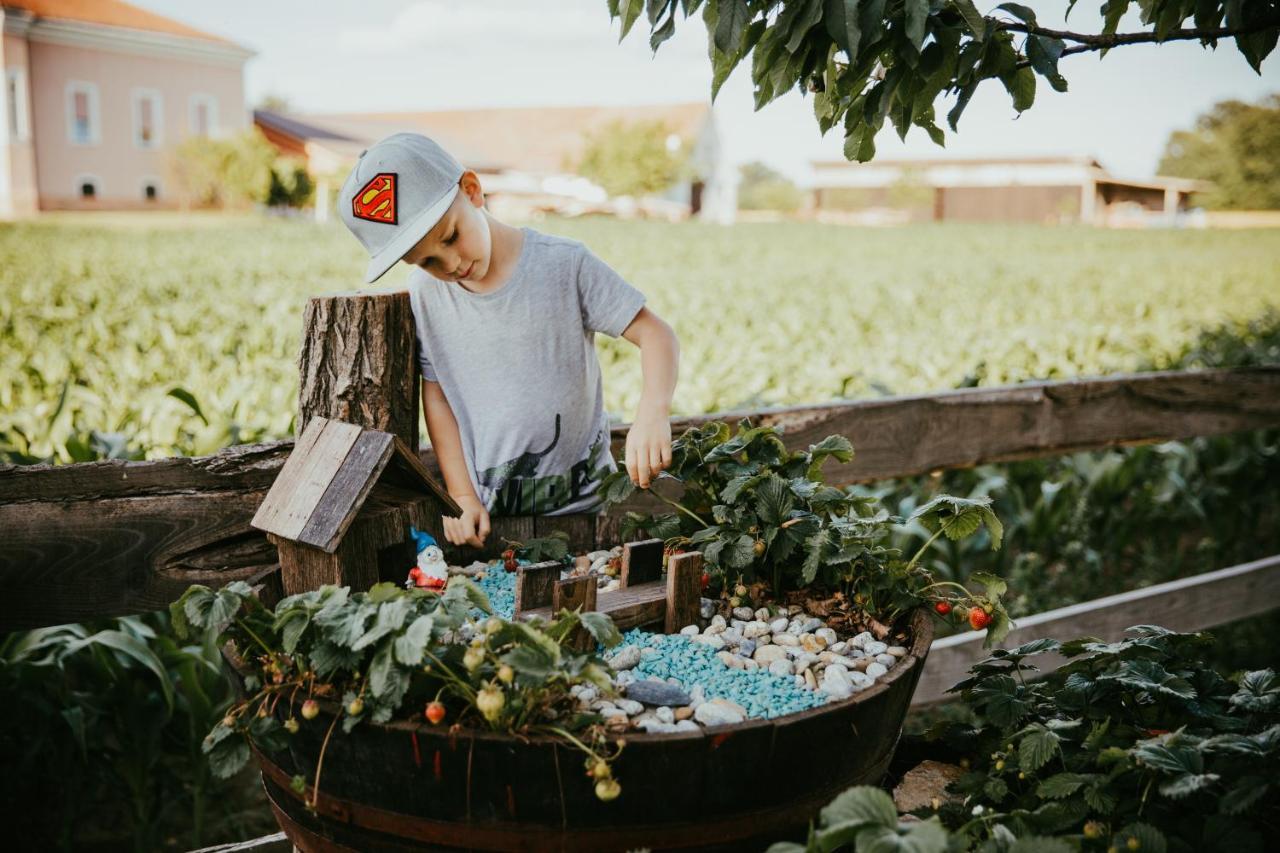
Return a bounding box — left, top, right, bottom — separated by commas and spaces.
1, 213, 1277, 461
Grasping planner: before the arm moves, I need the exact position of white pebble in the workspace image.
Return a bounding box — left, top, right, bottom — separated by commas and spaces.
615, 699, 644, 716
866, 662, 888, 678
743, 621, 770, 640
866, 641, 888, 656
887, 646, 908, 658
656, 706, 675, 724
692, 634, 725, 650
674, 719, 699, 732
769, 659, 795, 677
773, 633, 800, 647
849, 631, 874, 650
755, 607, 770, 621
710, 615, 726, 629
680, 625, 699, 636
770, 617, 789, 633
875, 653, 896, 667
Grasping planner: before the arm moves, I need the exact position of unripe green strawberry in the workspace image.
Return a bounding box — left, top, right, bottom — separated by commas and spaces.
300, 699, 319, 720
284, 718, 299, 734
463, 646, 485, 672
594, 777, 621, 801
476, 684, 504, 723
497, 664, 515, 685
347, 697, 364, 716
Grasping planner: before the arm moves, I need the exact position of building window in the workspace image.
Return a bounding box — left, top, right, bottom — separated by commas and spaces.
132, 88, 163, 148
142, 178, 160, 201
66, 81, 100, 145
76, 175, 101, 199
5, 68, 30, 142
189, 94, 218, 137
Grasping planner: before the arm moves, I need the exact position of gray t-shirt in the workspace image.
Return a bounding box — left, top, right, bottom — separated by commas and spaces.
407, 226, 646, 516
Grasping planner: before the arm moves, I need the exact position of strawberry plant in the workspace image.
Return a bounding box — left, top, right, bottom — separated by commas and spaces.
925, 626, 1280, 851
599, 419, 1011, 645
171, 576, 629, 804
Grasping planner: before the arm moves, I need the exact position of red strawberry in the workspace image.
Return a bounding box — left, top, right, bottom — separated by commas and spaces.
425, 701, 446, 725
501, 549, 516, 562
934, 601, 952, 616
700, 572, 710, 591
969, 608, 992, 630
503, 558, 518, 573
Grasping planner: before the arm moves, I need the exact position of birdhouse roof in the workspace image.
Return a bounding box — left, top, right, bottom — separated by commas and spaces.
251, 417, 458, 553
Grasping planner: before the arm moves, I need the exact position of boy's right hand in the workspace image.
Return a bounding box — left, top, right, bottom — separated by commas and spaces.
444, 494, 490, 548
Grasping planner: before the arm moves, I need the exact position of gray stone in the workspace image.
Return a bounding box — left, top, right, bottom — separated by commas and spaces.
721, 628, 744, 646
607, 646, 642, 670
732, 606, 755, 621
754, 607, 771, 621
739, 639, 757, 658
799, 617, 824, 634
849, 631, 875, 650
700, 598, 716, 619
625, 680, 692, 707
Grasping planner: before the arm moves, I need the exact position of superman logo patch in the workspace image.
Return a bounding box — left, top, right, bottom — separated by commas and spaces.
352, 173, 397, 224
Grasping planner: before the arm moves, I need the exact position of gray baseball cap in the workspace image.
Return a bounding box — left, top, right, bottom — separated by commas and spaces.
338, 132, 465, 284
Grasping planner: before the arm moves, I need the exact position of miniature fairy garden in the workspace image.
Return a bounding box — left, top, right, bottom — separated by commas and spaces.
176, 419, 1011, 803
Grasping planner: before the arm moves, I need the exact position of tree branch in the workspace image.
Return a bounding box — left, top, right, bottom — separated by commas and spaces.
998, 18, 1280, 50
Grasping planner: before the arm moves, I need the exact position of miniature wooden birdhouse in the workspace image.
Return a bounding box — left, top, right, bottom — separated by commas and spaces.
251, 416, 459, 597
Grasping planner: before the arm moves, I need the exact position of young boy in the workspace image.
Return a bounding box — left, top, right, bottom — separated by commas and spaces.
338, 132, 680, 548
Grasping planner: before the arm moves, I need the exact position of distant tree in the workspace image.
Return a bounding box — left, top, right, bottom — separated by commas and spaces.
607, 1, 1280, 163
575, 118, 689, 197
256, 93, 292, 114
738, 160, 804, 210
1158, 93, 1280, 209
168, 129, 278, 209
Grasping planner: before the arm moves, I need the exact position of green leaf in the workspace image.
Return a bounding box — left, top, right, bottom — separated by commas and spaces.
999, 66, 1036, 113
580, 611, 623, 648
616, 0, 645, 42
951, 0, 987, 40
755, 473, 796, 525
995, 3, 1036, 25
1220, 777, 1270, 814
1111, 823, 1167, 853
67, 629, 175, 713
1158, 772, 1220, 799
393, 615, 434, 665
724, 533, 758, 568
167, 386, 208, 424
504, 643, 558, 680
1132, 741, 1203, 775
905, 0, 930, 51
1027, 35, 1068, 92
203, 728, 250, 779
352, 597, 413, 651
850, 819, 949, 852
1036, 772, 1093, 799
715, 0, 750, 54
599, 469, 637, 505
819, 784, 898, 828
445, 575, 493, 614
1018, 724, 1061, 772
1230, 669, 1279, 712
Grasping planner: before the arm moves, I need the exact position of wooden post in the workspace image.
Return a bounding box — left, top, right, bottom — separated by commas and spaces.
298, 291, 420, 452
553, 575, 598, 652
620, 538, 664, 588
514, 561, 561, 617
665, 551, 703, 634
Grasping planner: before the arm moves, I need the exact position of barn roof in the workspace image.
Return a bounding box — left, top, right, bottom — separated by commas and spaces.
251, 417, 457, 553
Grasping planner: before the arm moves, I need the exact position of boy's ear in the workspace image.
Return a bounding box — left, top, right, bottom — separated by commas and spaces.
459, 170, 485, 206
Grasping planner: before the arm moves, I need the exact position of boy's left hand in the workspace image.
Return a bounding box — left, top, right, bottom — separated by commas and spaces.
625, 410, 672, 489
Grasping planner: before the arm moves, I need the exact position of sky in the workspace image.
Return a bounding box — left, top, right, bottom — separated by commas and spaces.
139, 0, 1279, 185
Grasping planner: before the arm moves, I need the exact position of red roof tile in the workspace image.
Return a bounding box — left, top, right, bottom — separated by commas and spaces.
2, 0, 238, 45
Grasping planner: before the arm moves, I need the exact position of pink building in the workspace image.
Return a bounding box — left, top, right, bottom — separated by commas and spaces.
0, 0, 252, 217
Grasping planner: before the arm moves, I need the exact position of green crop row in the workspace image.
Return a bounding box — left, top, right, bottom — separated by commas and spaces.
2, 215, 1277, 463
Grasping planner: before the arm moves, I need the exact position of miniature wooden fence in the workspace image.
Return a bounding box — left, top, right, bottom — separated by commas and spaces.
509, 540, 704, 637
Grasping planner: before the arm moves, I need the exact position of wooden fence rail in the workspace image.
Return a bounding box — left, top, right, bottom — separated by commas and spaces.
2, 366, 1277, 632
911, 554, 1280, 705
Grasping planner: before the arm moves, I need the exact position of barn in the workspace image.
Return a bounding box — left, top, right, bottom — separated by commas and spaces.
808, 155, 1211, 227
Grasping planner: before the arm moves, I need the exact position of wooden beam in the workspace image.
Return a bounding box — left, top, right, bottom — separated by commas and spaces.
553, 575, 598, 652
911, 554, 1280, 706
0, 490, 277, 631
610, 366, 1280, 486
666, 551, 703, 633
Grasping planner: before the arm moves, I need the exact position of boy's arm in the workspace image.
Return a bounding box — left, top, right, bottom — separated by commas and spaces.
422, 379, 490, 547
620, 306, 679, 489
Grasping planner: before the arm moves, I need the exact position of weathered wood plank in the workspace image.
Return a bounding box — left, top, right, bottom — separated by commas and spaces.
553, 575, 597, 652
514, 561, 560, 616
185, 831, 291, 852
248, 417, 332, 537
620, 538, 664, 588
296, 430, 394, 552
608, 366, 1280, 486
666, 551, 703, 633
266, 419, 365, 542
912, 554, 1280, 705
0, 490, 276, 631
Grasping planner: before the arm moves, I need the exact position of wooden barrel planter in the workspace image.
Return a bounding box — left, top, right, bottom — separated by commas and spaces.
228, 608, 934, 852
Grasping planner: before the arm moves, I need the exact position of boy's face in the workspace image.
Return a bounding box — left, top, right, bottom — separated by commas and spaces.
401, 172, 491, 284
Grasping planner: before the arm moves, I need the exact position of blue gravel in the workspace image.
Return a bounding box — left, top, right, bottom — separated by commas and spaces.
465, 563, 829, 721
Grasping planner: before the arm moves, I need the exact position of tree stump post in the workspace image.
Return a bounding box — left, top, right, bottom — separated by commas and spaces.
298, 291, 419, 452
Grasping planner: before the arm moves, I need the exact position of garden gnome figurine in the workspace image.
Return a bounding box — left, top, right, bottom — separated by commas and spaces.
407, 527, 448, 591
